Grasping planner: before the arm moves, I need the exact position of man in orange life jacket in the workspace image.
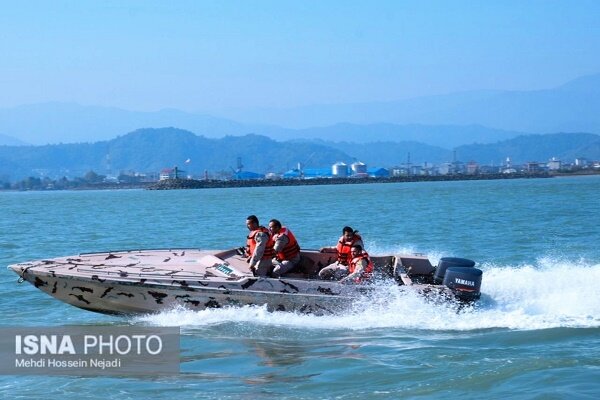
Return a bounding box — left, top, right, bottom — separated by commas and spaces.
318, 226, 364, 280
268, 219, 301, 278
340, 244, 374, 284
245, 215, 275, 277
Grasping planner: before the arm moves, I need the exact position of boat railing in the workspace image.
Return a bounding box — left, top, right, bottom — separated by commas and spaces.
79, 248, 203, 256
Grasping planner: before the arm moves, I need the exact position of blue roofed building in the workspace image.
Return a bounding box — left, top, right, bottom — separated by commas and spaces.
368, 167, 390, 178
283, 168, 332, 179
233, 171, 265, 180
303, 168, 332, 178
283, 169, 302, 179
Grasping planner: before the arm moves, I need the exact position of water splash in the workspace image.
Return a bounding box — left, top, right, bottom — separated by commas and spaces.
134, 257, 600, 332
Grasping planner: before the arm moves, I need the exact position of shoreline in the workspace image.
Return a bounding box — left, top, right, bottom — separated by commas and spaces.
3, 171, 599, 192
147, 173, 552, 190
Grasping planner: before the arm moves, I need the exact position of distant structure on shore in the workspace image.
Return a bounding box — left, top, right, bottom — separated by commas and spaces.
2, 155, 599, 191
225, 156, 598, 182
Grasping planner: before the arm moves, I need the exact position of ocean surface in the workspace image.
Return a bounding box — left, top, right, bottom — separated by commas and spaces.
1, 176, 599, 399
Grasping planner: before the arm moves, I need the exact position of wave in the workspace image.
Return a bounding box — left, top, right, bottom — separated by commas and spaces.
133, 256, 600, 332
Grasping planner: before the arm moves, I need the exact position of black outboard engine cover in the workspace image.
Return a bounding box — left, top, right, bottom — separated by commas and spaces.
443, 267, 482, 301
434, 257, 476, 284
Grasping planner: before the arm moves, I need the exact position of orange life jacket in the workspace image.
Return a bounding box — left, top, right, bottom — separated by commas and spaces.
273, 227, 300, 261
336, 233, 362, 265
246, 226, 275, 259
349, 251, 374, 283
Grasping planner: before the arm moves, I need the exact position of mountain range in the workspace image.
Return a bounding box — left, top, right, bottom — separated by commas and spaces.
1, 72, 599, 181
0, 133, 28, 146
1, 73, 599, 147
0, 128, 598, 182
0, 104, 523, 149
225, 73, 600, 132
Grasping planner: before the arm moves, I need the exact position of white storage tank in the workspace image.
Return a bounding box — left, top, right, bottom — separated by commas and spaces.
351, 161, 367, 174
332, 162, 348, 177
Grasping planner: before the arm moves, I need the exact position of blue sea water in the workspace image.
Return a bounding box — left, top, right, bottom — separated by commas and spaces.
1, 176, 599, 399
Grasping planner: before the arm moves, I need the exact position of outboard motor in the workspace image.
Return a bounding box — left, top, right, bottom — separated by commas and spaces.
443, 267, 482, 301
434, 257, 476, 284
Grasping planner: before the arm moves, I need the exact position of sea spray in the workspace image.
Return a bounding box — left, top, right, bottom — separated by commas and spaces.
134, 257, 600, 332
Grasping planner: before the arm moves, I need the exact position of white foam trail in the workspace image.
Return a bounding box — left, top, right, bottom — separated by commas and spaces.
134, 257, 600, 332
476, 257, 600, 329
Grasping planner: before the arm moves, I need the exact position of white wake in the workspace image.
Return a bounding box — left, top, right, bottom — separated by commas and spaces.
134, 254, 600, 332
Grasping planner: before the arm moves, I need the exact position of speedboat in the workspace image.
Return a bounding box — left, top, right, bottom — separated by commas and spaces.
8, 248, 483, 315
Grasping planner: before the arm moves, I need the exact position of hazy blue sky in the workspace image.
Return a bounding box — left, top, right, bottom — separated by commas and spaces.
1, 0, 599, 113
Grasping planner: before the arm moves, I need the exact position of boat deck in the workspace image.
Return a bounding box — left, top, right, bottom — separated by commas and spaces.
11, 247, 400, 282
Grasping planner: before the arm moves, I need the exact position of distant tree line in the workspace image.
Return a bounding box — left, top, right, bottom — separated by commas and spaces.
0, 170, 150, 191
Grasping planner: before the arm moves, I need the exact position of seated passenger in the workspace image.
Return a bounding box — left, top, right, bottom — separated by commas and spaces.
340, 244, 373, 284
268, 219, 301, 278
245, 215, 275, 277
318, 226, 363, 280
